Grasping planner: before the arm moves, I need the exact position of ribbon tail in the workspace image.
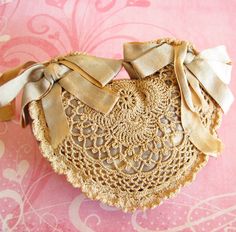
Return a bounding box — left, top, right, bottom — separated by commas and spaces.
181, 98, 223, 157
174, 42, 196, 112
186, 69, 209, 112
0, 100, 16, 121
41, 83, 70, 149
21, 77, 51, 127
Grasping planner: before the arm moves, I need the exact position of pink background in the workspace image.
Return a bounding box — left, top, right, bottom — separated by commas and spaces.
0, 0, 236, 231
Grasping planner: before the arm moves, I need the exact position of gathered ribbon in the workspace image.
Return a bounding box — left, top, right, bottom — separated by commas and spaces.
0, 53, 123, 148
123, 40, 234, 157
0, 41, 234, 156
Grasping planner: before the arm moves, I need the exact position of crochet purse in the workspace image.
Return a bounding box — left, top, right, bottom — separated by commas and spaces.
0, 38, 234, 212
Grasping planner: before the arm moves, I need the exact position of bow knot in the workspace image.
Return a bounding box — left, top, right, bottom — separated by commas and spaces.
43, 63, 64, 84
183, 51, 195, 64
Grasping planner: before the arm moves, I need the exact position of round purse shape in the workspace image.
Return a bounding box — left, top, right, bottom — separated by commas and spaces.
0, 38, 233, 212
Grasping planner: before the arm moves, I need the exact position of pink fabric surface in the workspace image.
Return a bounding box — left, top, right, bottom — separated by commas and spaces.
0, 0, 236, 231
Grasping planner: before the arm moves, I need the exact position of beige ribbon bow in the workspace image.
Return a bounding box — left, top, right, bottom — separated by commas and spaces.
123, 41, 234, 157
0, 53, 123, 148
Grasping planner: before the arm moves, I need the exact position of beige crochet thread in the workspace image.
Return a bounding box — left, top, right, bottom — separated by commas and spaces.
28, 39, 223, 212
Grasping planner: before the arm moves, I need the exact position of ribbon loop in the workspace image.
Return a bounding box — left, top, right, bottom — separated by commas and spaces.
62, 53, 123, 87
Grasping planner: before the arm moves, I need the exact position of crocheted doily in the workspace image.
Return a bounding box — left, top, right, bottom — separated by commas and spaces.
28, 39, 222, 212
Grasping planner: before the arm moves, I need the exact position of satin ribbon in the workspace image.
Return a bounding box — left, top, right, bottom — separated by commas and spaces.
0, 53, 123, 148
123, 41, 234, 157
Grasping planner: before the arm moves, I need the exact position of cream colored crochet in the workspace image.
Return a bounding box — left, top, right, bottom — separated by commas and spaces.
28, 39, 222, 212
